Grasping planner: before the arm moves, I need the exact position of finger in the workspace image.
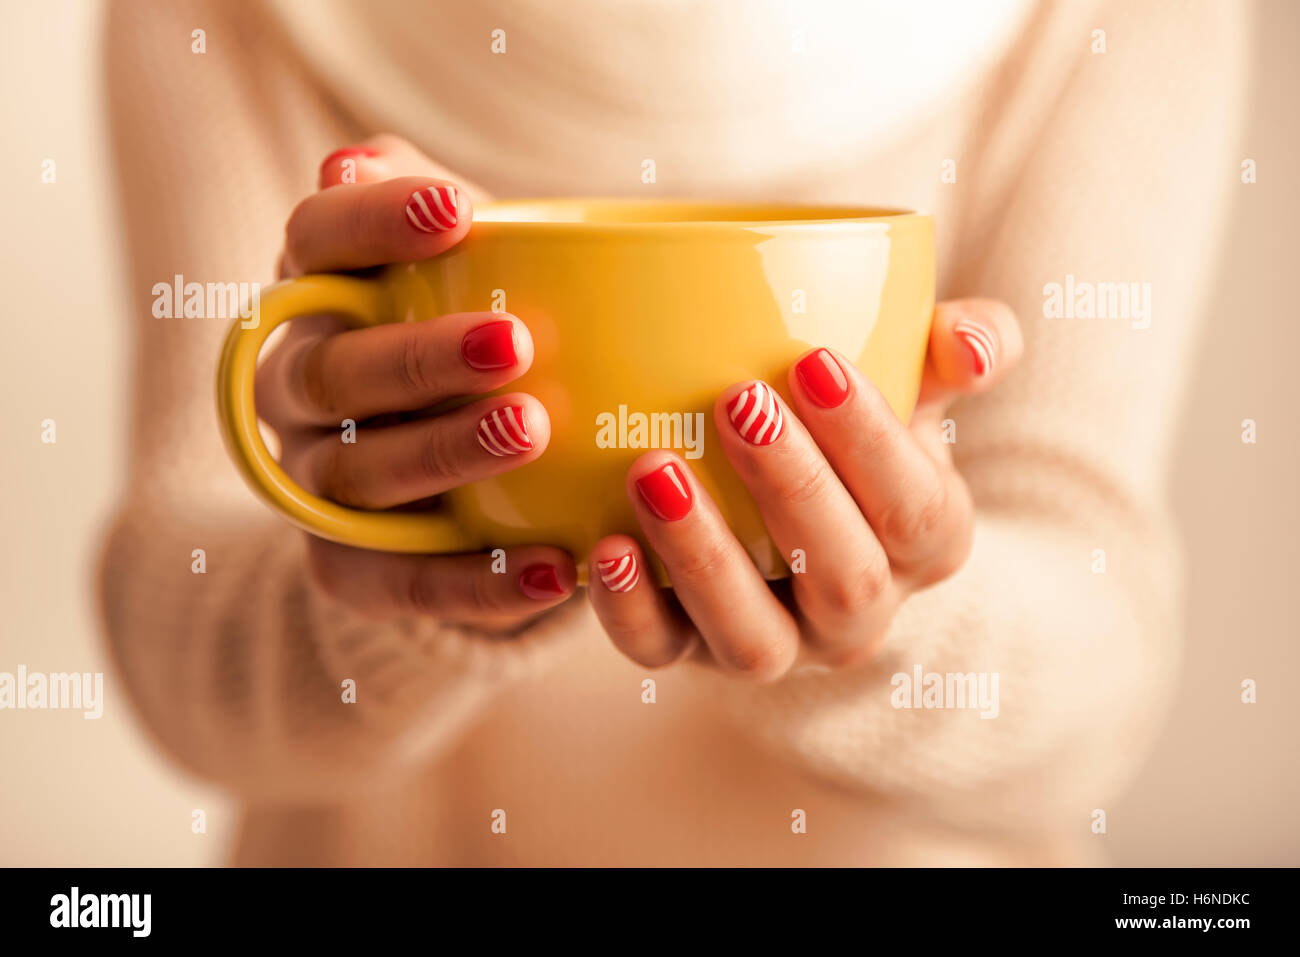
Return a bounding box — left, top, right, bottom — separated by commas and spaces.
285, 175, 471, 274
715, 380, 895, 660
627, 453, 799, 681
276, 311, 533, 424
254, 315, 345, 432
318, 134, 492, 197
306, 538, 576, 628
317, 144, 390, 190
587, 535, 697, 668
915, 299, 1023, 418
790, 348, 970, 577
291, 393, 549, 510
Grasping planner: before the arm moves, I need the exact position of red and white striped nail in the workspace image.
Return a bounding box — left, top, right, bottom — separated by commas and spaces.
596, 553, 640, 592
405, 185, 459, 232
476, 405, 532, 456
726, 380, 785, 445
953, 319, 996, 377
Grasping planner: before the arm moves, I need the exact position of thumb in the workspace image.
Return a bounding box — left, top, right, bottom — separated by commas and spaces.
914, 298, 1023, 415
317, 133, 492, 202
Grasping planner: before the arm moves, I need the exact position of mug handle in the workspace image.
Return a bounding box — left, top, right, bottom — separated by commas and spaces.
215, 274, 476, 554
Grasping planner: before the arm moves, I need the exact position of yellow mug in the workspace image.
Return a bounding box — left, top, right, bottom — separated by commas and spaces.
217, 200, 934, 585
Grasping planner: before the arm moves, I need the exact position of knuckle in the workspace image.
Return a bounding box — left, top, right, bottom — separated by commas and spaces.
914, 514, 973, 588
347, 188, 374, 248
254, 353, 291, 428
859, 415, 895, 458
404, 566, 445, 616
718, 638, 792, 681
396, 330, 440, 399
819, 555, 891, 617
316, 441, 367, 507
821, 632, 887, 669
672, 538, 733, 583
615, 626, 682, 669
413, 434, 457, 488
878, 481, 948, 551
772, 459, 835, 510
295, 345, 336, 417
467, 567, 512, 615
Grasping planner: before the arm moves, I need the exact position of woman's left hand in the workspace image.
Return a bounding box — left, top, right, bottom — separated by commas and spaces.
588, 298, 1023, 680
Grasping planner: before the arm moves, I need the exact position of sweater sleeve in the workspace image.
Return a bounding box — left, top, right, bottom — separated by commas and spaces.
97, 0, 586, 803
710, 0, 1251, 831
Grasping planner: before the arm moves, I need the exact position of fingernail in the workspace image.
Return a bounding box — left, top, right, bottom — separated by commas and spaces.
953, 320, 995, 377
476, 404, 532, 457
405, 185, 459, 232
635, 463, 694, 521
461, 320, 517, 370
520, 563, 565, 600
596, 553, 640, 592
321, 145, 379, 169
795, 348, 850, 408
319, 147, 380, 186
726, 380, 785, 445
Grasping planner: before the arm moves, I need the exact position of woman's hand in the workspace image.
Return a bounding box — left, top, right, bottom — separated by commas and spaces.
588, 300, 1023, 679
256, 135, 578, 630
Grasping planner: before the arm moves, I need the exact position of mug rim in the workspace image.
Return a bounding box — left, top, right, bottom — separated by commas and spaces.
473, 197, 928, 231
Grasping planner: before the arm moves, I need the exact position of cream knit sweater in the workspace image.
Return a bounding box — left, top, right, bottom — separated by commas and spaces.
99, 0, 1249, 865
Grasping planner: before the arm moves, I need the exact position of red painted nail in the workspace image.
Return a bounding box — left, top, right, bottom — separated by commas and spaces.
726, 381, 785, 445
953, 319, 996, 377
461, 320, 517, 370
321, 146, 379, 168
635, 463, 694, 521
405, 185, 459, 232
520, 563, 565, 600
476, 404, 532, 457
318, 147, 380, 185
596, 553, 640, 592
795, 348, 850, 408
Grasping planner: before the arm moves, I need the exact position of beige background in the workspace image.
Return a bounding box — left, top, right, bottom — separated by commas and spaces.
0, 0, 1295, 866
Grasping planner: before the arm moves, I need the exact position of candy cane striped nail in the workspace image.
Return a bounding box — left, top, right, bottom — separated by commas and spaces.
953, 319, 996, 377
405, 185, 459, 232
726, 380, 785, 445
596, 553, 640, 592
476, 404, 532, 456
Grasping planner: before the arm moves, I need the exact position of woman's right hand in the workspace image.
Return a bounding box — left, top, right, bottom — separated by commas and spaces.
255, 135, 578, 631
